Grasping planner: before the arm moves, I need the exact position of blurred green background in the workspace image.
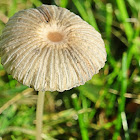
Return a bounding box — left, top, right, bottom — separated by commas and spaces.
0, 0, 140, 140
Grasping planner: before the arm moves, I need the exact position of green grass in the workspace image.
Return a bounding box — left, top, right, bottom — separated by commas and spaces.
0, 0, 140, 140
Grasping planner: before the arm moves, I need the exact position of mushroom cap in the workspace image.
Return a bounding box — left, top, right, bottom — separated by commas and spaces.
0, 4, 107, 92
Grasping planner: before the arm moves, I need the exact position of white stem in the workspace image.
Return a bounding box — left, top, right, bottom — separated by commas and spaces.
36, 91, 45, 140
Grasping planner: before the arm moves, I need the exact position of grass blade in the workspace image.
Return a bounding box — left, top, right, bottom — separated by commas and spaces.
113, 53, 129, 140
72, 93, 89, 140
116, 0, 133, 42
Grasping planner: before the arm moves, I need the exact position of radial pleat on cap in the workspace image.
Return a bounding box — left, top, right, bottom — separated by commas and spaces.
60, 48, 69, 89
2, 38, 40, 66
36, 47, 48, 91
0, 4, 107, 92
66, 47, 81, 85
71, 44, 95, 78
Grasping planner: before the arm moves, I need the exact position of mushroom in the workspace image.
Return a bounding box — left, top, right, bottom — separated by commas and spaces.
0, 4, 106, 92
0, 4, 107, 140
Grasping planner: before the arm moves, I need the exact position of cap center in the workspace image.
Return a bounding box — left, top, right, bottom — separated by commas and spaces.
47, 32, 63, 42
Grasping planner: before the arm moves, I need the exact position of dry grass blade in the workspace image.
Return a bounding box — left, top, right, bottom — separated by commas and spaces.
109, 89, 140, 100
0, 88, 34, 114
1, 126, 56, 140
0, 12, 8, 24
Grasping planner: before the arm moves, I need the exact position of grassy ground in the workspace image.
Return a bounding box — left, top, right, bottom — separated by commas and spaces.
0, 0, 140, 140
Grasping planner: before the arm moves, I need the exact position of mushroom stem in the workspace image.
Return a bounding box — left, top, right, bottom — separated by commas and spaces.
36, 91, 45, 140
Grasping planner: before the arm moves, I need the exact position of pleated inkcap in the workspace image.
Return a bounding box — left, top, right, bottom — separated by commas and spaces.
0, 4, 107, 92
